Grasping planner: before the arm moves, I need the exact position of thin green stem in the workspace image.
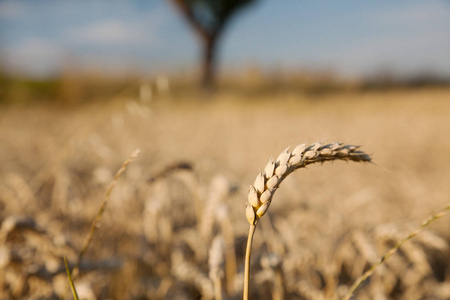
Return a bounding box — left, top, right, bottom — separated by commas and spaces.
243, 223, 257, 300
64, 256, 79, 300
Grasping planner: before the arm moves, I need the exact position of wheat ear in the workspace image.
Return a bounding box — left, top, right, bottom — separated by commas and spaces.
243, 142, 371, 300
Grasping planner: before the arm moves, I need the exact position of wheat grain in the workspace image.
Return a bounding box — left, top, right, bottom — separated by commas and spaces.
246, 142, 371, 225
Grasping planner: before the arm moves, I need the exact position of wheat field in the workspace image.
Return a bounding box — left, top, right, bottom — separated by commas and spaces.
1, 88, 450, 299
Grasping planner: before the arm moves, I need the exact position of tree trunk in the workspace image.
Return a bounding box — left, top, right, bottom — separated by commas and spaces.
201, 34, 217, 90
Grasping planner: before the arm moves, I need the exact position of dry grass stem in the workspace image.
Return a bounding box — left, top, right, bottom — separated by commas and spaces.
343, 204, 450, 300
64, 256, 80, 300
72, 149, 141, 276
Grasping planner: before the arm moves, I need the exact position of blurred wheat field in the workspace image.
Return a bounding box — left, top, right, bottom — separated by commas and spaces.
1, 88, 450, 299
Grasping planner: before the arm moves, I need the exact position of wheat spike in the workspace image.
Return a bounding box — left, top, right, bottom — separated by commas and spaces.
243, 142, 371, 300
245, 142, 371, 224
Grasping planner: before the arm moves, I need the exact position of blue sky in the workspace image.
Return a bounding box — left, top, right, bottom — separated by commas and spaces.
1, 0, 450, 78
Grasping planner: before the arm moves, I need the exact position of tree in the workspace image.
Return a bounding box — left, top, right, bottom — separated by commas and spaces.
168, 0, 258, 89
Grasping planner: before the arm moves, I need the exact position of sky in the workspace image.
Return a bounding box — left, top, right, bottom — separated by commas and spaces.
1, 0, 450, 78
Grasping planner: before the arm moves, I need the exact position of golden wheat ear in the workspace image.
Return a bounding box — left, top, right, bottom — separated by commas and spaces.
243, 142, 371, 300
245, 142, 371, 225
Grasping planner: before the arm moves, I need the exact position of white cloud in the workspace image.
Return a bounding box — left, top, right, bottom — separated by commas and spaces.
2, 38, 66, 76
370, 2, 450, 29
70, 20, 147, 45
66, 5, 168, 47
320, 2, 450, 77
0, 1, 187, 76
324, 30, 450, 77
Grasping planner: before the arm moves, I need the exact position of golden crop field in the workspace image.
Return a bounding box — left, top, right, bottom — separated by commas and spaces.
1, 88, 450, 299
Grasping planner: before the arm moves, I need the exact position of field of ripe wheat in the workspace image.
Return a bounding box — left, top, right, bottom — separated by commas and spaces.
1, 88, 450, 299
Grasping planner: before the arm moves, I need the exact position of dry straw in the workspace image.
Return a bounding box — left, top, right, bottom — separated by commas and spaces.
343, 204, 450, 300
71, 149, 140, 278
243, 142, 371, 300
64, 149, 140, 300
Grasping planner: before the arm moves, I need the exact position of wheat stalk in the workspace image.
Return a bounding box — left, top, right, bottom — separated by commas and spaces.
209, 235, 225, 300
243, 142, 371, 300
